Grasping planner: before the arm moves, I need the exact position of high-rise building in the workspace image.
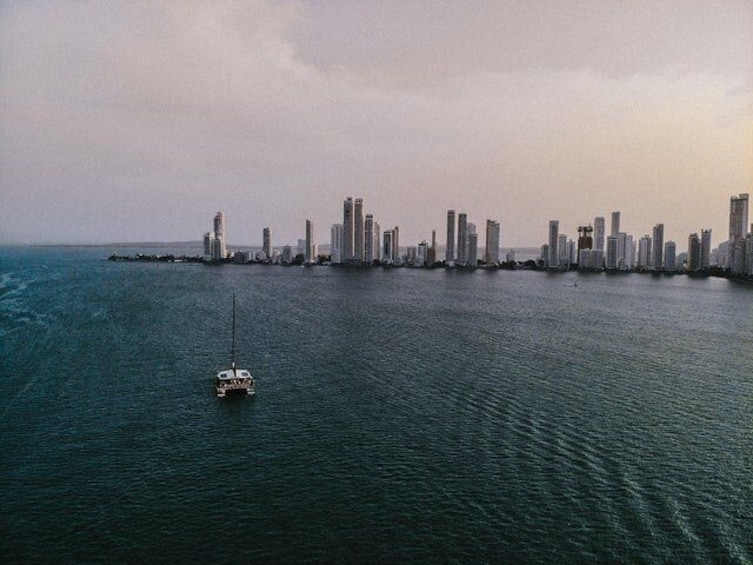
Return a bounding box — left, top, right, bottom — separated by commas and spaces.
687, 233, 701, 271
417, 241, 428, 266
467, 223, 478, 266
606, 235, 618, 270
578, 249, 591, 270
457, 213, 468, 266
382, 226, 400, 264
343, 197, 354, 262
365, 214, 375, 264
652, 223, 664, 271
330, 223, 343, 264
729, 193, 749, 241
616, 232, 628, 269
428, 230, 437, 266
729, 195, 749, 276
664, 241, 677, 272
446, 210, 456, 265
700, 229, 712, 270
485, 219, 500, 265
637, 235, 651, 269
594, 216, 605, 251
391, 226, 400, 264
354, 198, 365, 262
591, 249, 604, 271
577, 225, 593, 264
305, 220, 314, 263
548, 220, 559, 269
263, 227, 272, 259
281, 245, 293, 264
611, 211, 620, 237
625, 234, 635, 270
373, 221, 381, 262
203, 232, 213, 257
212, 211, 227, 260
383, 230, 393, 264
558, 234, 568, 268
406, 246, 417, 265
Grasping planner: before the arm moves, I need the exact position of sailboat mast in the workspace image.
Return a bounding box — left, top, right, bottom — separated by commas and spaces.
231, 292, 236, 372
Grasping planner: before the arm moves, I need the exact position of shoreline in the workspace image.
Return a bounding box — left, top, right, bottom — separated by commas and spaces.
106, 253, 753, 283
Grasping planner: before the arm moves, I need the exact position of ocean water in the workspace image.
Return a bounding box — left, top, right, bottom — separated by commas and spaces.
1, 246, 751, 563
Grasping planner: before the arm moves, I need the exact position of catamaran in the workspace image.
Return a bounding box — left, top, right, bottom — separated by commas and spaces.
215, 293, 255, 398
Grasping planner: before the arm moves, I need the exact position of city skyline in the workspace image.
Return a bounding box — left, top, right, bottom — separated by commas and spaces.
1, 2, 751, 247
199, 190, 750, 276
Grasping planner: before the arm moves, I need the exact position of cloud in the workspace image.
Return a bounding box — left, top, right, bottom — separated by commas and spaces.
1, 1, 751, 246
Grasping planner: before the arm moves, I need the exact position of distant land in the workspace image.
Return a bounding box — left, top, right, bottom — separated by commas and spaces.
29, 241, 202, 249
27, 241, 542, 257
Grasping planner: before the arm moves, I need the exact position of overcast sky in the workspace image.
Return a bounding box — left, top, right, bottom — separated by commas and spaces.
1, 0, 751, 248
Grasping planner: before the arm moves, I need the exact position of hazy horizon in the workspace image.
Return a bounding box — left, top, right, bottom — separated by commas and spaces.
2, 1, 751, 248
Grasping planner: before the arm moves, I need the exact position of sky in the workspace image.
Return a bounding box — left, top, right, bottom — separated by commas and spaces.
1, 0, 752, 248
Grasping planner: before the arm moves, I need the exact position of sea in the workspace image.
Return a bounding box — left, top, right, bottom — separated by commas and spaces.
1, 245, 751, 564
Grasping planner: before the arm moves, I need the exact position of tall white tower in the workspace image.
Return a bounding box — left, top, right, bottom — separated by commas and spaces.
548, 220, 559, 268
485, 219, 500, 265
343, 197, 354, 262
212, 211, 226, 260
365, 214, 375, 264
446, 210, 456, 265
652, 223, 664, 271
593, 216, 605, 251
354, 198, 365, 262
457, 213, 468, 266
611, 211, 621, 237
305, 220, 314, 263
330, 224, 343, 264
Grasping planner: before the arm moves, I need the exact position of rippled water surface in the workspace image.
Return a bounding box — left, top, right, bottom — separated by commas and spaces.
2, 247, 752, 563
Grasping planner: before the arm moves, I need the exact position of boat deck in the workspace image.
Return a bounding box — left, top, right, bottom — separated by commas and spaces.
216, 369, 255, 397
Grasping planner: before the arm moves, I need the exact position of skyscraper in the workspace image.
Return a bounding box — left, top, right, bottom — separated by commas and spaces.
330, 223, 343, 264
213, 211, 226, 260
428, 229, 437, 266
457, 213, 468, 266
637, 235, 651, 269
343, 197, 354, 262
577, 225, 593, 263
611, 211, 620, 237
383, 230, 393, 264
305, 220, 314, 263
391, 226, 400, 264
729, 193, 749, 241
468, 231, 478, 266
548, 220, 559, 269
606, 235, 618, 270
687, 233, 701, 271
700, 229, 712, 270
262, 227, 272, 259
664, 241, 677, 272
417, 241, 428, 266
446, 210, 456, 265
373, 221, 381, 262
594, 216, 605, 251
729, 194, 749, 276
485, 219, 500, 265
203, 231, 213, 257
652, 223, 664, 271
365, 214, 375, 264
617, 232, 628, 270
382, 226, 400, 264
354, 198, 365, 262
558, 234, 568, 268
